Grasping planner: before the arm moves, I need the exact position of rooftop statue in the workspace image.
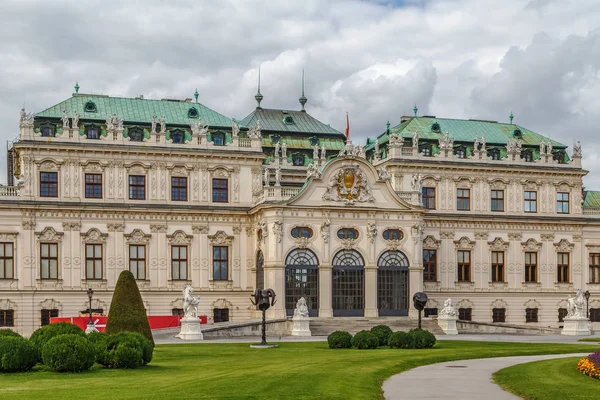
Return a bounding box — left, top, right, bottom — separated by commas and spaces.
573, 141, 582, 157
62, 110, 70, 128
231, 119, 240, 138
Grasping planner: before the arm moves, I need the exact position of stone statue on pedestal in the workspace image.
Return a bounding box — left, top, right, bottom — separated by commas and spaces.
183, 285, 200, 319
177, 285, 203, 340
291, 297, 311, 336
437, 298, 458, 335
562, 289, 591, 336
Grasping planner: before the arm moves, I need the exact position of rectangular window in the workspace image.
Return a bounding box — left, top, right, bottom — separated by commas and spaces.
212, 178, 228, 203
171, 246, 188, 280
172, 308, 184, 317
423, 250, 437, 281
214, 308, 230, 323
41, 309, 59, 326
590, 308, 600, 323
128, 175, 146, 200
213, 246, 228, 280
421, 187, 436, 210
558, 308, 568, 323
457, 189, 470, 211
171, 177, 188, 202
526, 308, 538, 323
0, 242, 14, 279
0, 309, 14, 327
590, 253, 600, 284
491, 190, 504, 212
424, 308, 438, 317
85, 173, 102, 199
556, 192, 570, 214
525, 252, 537, 282
40, 172, 58, 197
85, 244, 102, 280
129, 245, 146, 280
458, 308, 472, 321
557, 252, 569, 283
40, 243, 58, 279
492, 308, 506, 323
457, 250, 471, 282
491, 251, 504, 282
524, 191, 537, 213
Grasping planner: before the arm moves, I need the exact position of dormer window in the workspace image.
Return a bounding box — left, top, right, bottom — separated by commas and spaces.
488, 148, 500, 160
292, 154, 305, 166
513, 129, 522, 138
129, 127, 143, 142
270, 134, 280, 144
187, 107, 199, 118
40, 122, 55, 137
454, 146, 466, 159
553, 150, 566, 164
419, 144, 432, 157
86, 125, 100, 139
430, 122, 441, 133
171, 129, 185, 144
212, 132, 225, 146
522, 150, 533, 162
283, 115, 295, 125
84, 101, 97, 113
309, 137, 319, 146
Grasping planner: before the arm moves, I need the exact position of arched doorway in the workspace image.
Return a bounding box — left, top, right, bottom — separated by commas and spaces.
255, 250, 264, 291
377, 250, 409, 316
285, 248, 319, 317
332, 249, 365, 317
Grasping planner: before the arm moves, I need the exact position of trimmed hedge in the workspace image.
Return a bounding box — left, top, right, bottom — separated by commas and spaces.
388, 331, 414, 349
29, 322, 85, 362
42, 334, 96, 372
388, 329, 436, 349
410, 328, 436, 349
370, 325, 393, 347
351, 330, 378, 350
0, 336, 37, 372
0, 329, 22, 338
327, 330, 353, 349
96, 331, 153, 369
105, 270, 154, 345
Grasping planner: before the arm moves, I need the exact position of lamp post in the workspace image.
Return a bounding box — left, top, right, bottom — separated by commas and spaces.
585, 290, 591, 319
85, 288, 97, 334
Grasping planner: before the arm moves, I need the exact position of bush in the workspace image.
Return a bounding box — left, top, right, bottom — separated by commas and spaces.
29, 322, 85, 362
96, 332, 152, 369
370, 325, 393, 347
0, 329, 22, 338
105, 270, 154, 346
410, 328, 436, 349
327, 331, 353, 349
42, 334, 96, 372
351, 330, 378, 350
388, 331, 414, 349
0, 336, 37, 372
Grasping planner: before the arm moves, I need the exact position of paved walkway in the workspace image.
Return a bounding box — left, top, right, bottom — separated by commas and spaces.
382, 353, 588, 400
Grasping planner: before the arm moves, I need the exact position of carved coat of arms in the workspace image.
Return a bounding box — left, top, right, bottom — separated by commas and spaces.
322, 166, 375, 205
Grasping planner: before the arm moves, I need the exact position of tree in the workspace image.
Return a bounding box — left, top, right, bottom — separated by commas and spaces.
105, 270, 154, 345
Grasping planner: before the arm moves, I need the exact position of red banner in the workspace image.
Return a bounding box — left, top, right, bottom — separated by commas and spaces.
51, 315, 207, 332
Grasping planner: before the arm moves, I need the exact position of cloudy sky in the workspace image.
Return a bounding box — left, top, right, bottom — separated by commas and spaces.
2, 0, 600, 187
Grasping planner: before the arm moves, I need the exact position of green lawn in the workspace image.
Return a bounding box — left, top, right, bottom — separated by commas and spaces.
579, 337, 600, 343
0, 341, 596, 400
494, 357, 600, 400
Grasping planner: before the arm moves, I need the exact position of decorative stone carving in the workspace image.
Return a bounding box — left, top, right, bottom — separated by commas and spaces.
411, 174, 423, 191
438, 133, 454, 150
573, 141, 582, 157
541, 233, 555, 242
506, 139, 522, 156
81, 228, 108, 243
62, 110, 70, 128
377, 166, 391, 181
208, 230, 233, 246
307, 162, 320, 179
167, 230, 193, 245
39, 298, 62, 312
521, 238, 542, 252
107, 223, 125, 232
507, 232, 522, 242
423, 235, 441, 249
177, 285, 203, 341
488, 237, 509, 251
150, 224, 168, 233
322, 166, 374, 205
411, 220, 424, 244
159, 116, 166, 134
248, 120, 262, 139
291, 297, 311, 337
439, 298, 456, 317
190, 121, 209, 138
562, 289, 591, 336
273, 220, 283, 243
554, 239, 574, 252
437, 298, 458, 335
20, 108, 34, 127
474, 231, 488, 241
124, 229, 151, 244
366, 222, 377, 243
388, 132, 401, 146
35, 227, 63, 242
320, 218, 330, 244
454, 236, 475, 250
275, 167, 281, 187
440, 231, 455, 240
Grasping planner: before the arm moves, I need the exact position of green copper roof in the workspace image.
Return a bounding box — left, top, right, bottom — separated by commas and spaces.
584, 191, 600, 208
240, 108, 343, 136
35, 94, 234, 128
366, 117, 567, 150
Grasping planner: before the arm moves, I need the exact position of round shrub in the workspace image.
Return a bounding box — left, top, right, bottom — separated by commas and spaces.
42, 334, 96, 372
0, 329, 22, 338
327, 330, 353, 349
0, 336, 37, 372
351, 330, 378, 350
388, 331, 414, 349
410, 328, 436, 349
96, 332, 148, 369
370, 325, 393, 347
30, 322, 85, 362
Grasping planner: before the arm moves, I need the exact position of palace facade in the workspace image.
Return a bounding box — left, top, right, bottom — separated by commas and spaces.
1, 87, 600, 336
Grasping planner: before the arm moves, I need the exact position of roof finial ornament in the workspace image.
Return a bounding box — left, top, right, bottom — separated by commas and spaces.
194, 88, 199, 103
413, 104, 418, 117
255, 65, 264, 109
299, 69, 307, 112
509, 111, 514, 124
386, 120, 390, 133
74, 81, 80, 94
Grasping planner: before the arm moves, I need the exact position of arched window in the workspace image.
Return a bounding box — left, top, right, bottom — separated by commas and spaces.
86, 125, 99, 139
285, 248, 319, 317
129, 127, 143, 142
332, 249, 365, 317
171, 129, 185, 144
255, 250, 264, 292
377, 250, 410, 316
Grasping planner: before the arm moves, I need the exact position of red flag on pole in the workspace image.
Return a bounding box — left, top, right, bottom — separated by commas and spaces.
345, 112, 350, 141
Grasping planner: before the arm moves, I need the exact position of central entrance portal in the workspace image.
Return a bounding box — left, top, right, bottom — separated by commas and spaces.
377, 250, 410, 316
332, 249, 365, 317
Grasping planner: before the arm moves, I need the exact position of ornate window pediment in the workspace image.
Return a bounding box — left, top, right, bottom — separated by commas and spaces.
126, 163, 149, 175
81, 228, 107, 243
488, 179, 508, 189
39, 298, 62, 312
167, 230, 193, 245
491, 299, 508, 309
209, 166, 232, 178
423, 235, 441, 250
124, 229, 151, 244
554, 239, 574, 252
37, 159, 61, 171
81, 162, 105, 173
521, 238, 542, 252
169, 165, 190, 177
454, 236, 475, 250
208, 230, 234, 246
453, 177, 474, 188
421, 176, 439, 188
35, 227, 63, 242
456, 299, 473, 309
488, 237, 509, 251
524, 299, 540, 308
0, 298, 17, 310
0, 232, 18, 242
522, 179, 541, 190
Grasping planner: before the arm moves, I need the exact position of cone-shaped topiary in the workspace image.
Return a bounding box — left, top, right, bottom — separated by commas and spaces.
105, 270, 154, 345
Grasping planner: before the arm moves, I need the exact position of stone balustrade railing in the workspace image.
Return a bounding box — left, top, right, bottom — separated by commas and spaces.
0, 186, 20, 197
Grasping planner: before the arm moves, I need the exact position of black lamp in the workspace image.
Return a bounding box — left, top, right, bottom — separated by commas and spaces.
86, 288, 94, 331
584, 290, 591, 319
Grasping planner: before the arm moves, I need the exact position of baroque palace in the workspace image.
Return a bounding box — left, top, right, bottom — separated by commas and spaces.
2, 84, 600, 336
